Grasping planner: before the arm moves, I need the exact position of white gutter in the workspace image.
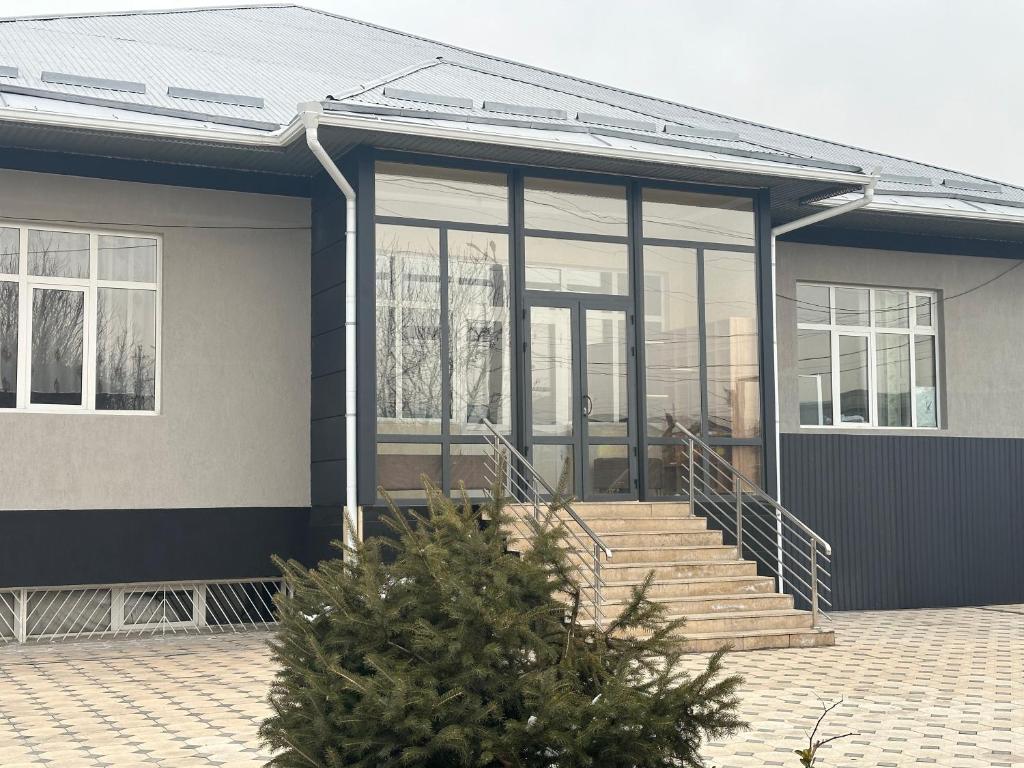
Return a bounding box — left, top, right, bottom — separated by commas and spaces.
765, 172, 877, 593
300, 103, 359, 552
316, 110, 873, 187
769, 172, 879, 504
0, 102, 873, 188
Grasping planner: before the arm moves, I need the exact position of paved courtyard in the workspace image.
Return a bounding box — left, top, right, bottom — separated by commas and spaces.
0, 605, 1020, 767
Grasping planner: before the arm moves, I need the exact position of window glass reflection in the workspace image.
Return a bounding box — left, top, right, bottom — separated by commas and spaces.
875, 289, 909, 329
375, 224, 441, 434
530, 306, 573, 437
375, 162, 507, 225
838, 335, 869, 423
798, 329, 832, 426
835, 287, 869, 326
0, 281, 16, 408
915, 336, 938, 427
448, 231, 510, 434
642, 188, 754, 245
587, 444, 631, 495
0, 228, 17, 274
585, 309, 628, 437
795, 283, 830, 325
31, 287, 84, 406
96, 288, 157, 410
531, 443, 574, 495
876, 333, 911, 426
704, 250, 760, 437
524, 237, 628, 295
523, 178, 627, 236
28, 230, 89, 279
376, 443, 442, 499
98, 235, 158, 283
643, 246, 700, 436
915, 295, 933, 327
450, 444, 492, 499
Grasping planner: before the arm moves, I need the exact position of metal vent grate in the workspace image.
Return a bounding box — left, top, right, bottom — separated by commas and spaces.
0, 578, 283, 644
382, 86, 473, 109
575, 111, 657, 133
482, 101, 567, 120
167, 86, 264, 108
41, 71, 146, 94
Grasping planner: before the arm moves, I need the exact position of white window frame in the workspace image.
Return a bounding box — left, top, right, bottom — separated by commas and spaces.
0, 220, 162, 415
796, 282, 939, 430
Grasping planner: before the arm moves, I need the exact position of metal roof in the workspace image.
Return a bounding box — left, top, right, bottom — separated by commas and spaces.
0, 3, 1021, 221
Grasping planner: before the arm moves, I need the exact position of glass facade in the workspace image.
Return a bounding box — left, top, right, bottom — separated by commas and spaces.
374, 163, 512, 499
373, 160, 762, 501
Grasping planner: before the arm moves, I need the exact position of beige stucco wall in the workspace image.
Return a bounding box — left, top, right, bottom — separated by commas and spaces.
0, 169, 310, 510
777, 240, 1024, 438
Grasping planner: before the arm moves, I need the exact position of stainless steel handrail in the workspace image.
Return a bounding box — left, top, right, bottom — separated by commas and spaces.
659, 420, 833, 627
479, 420, 612, 558
479, 419, 612, 629
670, 422, 832, 556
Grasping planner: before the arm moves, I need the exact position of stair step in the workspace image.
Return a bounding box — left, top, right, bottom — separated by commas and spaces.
605, 545, 738, 564
602, 575, 777, 600
602, 592, 793, 618
679, 627, 835, 653
505, 528, 718, 551
602, 560, 758, 581
522, 502, 691, 519
666, 608, 814, 635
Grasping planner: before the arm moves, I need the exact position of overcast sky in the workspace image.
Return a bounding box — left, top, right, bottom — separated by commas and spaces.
12, 0, 1023, 186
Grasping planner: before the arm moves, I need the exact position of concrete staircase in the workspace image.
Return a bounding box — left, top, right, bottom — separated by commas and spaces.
508, 501, 835, 653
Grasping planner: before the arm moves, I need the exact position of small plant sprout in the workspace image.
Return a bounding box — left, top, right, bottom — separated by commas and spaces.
794, 697, 858, 767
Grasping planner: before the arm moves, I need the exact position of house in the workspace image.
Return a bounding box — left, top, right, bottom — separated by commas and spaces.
0, 4, 1021, 644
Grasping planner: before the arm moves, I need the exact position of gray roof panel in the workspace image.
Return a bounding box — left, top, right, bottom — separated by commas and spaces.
0, 4, 1020, 205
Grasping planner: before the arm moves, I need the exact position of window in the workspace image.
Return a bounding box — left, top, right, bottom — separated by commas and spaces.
0, 223, 160, 413
796, 283, 938, 428
639, 187, 761, 492
374, 162, 511, 500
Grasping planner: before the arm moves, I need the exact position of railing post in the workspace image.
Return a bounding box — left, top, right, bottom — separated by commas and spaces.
687, 438, 695, 501
593, 542, 603, 630
810, 539, 819, 627
733, 475, 743, 556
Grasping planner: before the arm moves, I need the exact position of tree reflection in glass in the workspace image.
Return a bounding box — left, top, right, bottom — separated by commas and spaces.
448, 231, 509, 433
96, 288, 157, 410
31, 288, 85, 405
375, 225, 441, 434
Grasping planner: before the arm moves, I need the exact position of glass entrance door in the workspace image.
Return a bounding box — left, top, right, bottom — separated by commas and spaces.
526, 298, 637, 500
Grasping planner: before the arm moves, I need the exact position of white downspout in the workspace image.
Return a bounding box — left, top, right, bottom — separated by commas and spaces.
300, 103, 359, 552
767, 171, 879, 590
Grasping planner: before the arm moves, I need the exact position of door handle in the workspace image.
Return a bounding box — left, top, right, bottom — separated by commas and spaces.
582, 394, 593, 417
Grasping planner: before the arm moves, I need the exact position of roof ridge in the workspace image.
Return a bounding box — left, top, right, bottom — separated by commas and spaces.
0, 3, 293, 24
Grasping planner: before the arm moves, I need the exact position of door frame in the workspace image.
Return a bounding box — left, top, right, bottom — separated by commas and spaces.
522, 290, 639, 501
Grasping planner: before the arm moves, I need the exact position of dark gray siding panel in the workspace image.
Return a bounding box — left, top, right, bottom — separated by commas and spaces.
781, 433, 1024, 611
0, 508, 309, 588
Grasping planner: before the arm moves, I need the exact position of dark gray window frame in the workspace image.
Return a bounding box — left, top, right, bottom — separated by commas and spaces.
358, 149, 772, 505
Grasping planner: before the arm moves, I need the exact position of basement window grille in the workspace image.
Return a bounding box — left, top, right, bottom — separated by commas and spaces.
0, 578, 283, 644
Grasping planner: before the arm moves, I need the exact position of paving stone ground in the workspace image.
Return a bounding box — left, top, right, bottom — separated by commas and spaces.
0, 605, 1020, 767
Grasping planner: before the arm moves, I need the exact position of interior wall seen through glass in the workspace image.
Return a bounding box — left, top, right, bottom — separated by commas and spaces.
703, 250, 760, 438
642, 246, 700, 436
